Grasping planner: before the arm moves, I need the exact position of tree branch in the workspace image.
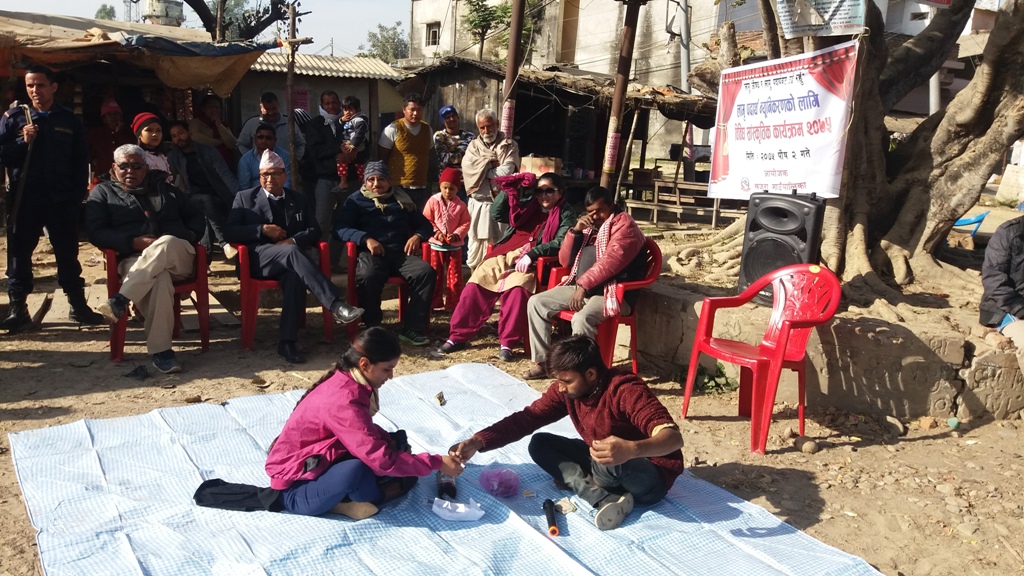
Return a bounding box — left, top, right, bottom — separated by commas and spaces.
758, 0, 781, 59
688, 22, 739, 98
183, 0, 217, 36
878, 0, 975, 112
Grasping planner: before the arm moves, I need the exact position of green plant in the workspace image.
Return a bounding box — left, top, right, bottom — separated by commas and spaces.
690, 361, 738, 394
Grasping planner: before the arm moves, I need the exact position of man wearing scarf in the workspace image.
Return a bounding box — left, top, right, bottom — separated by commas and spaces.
460, 108, 520, 269
85, 144, 206, 374
524, 187, 647, 379
334, 161, 436, 346
437, 172, 577, 362
224, 150, 364, 364
305, 90, 347, 256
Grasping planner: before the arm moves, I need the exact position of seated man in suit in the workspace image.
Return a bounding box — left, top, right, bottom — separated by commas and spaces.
334, 161, 436, 346
224, 149, 363, 364
86, 144, 206, 374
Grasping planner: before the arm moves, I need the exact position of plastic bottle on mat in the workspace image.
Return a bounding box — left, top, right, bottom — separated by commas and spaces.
436, 470, 457, 500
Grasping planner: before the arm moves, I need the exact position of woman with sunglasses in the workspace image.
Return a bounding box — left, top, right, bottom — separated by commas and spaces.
437, 172, 578, 362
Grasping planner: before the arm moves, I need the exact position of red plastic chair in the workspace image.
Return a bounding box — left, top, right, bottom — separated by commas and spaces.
103, 245, 210, 362
544, 238, 662, 372
236, 241, 333, 350
680, 263, 841, 454
345, 241, 432, 340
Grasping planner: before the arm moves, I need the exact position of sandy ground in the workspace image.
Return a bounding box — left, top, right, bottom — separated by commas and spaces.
2, 237, 1024, 576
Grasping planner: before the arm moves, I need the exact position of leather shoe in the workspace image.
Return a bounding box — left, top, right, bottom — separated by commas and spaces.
331, 300, 364, 324
277, 341, 306, 364
0, 304, 32, 333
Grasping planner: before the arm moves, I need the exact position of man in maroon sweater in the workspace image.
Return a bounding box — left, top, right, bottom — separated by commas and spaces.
449, 336, 684, 530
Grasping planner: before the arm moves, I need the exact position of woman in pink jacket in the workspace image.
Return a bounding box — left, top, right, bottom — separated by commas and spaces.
265, 327, 464, 519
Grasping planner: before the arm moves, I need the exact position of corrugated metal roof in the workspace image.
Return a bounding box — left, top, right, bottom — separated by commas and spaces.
251, 52, 401, 80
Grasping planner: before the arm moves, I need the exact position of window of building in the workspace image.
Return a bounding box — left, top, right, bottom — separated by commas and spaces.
426, 22, 441, 47
910, 12, 928, 20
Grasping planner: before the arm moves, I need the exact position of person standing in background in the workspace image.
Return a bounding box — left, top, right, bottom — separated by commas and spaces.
87, 97, 135, 181
236, 92, 305, 162
0, 65, 104, 332
379, 95, 432, 212
460, 108, 520, 269
188, 94, 236, 171
305, 90, 346, 263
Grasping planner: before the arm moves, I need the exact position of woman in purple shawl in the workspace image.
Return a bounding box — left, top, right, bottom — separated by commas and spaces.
437, 172, 578, 361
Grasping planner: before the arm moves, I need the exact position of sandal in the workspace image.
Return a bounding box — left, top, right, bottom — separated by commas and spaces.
523, 363, 547, 380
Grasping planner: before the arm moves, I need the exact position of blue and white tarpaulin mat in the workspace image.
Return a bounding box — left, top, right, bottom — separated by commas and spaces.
9, 363, 880, 575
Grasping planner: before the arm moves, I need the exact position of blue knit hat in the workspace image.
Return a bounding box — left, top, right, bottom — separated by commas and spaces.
364, 161, 389, 181
439, 105, 458, 121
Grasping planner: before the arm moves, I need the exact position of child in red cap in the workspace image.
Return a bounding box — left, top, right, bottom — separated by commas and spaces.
423, 167, 471, 310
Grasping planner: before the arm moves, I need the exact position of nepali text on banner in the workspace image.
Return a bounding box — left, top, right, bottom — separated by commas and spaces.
708, 39, 859, 200
777, 0, 870, 39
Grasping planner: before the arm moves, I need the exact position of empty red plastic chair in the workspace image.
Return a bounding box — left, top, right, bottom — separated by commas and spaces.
103, 245, 210, 362
544, 238, 663, 372
236, 241, 333, 350
680, 263, 841, 454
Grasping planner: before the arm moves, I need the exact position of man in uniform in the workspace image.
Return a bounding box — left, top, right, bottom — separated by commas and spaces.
0, 65, 103, 332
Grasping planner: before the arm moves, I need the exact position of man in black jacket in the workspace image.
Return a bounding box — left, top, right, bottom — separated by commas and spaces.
334, 161, 435, 346
304, 91, 346, 265
981, 217, 1024, 364
167, 120, 238, 259
224, 149, 363, 364
0, 65, 103, 331
86, 144, 205, 374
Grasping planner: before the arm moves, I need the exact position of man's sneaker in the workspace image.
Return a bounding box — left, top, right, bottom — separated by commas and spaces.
222, 243, 238, 261
437, 340, 466, 354
399, 329, 430, 346
151, 350, 182, 374
99, 294, 130, 324
594, 492, 634, 531
498, 347, 514, 362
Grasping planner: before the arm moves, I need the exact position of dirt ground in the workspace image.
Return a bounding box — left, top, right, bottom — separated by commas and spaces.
1, 237, 1024, 576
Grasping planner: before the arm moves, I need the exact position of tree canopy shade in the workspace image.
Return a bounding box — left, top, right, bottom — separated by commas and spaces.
357, 22, 409, 64
686, 0, 1024, 308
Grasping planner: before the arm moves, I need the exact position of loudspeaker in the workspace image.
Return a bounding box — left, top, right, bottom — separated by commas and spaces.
738, 192, 826, 305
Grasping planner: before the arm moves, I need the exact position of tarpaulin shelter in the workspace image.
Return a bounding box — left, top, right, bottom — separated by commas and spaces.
0, 9, 272, 96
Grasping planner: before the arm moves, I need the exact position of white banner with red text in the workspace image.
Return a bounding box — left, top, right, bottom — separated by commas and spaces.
709, 39, 859, 200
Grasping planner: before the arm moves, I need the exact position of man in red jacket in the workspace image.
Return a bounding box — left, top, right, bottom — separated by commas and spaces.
449, 336, 683, 530
523, 186, 647, 379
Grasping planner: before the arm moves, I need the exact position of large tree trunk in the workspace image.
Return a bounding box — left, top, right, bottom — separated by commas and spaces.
681, 0, 1024, 305
876, 0, 1024, 288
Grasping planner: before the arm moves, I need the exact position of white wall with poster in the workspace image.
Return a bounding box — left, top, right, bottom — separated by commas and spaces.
708, 40, 860, 200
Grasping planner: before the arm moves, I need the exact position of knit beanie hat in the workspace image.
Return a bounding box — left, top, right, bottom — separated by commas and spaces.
131, 112, 161, 137
100, 98, 122, 117
439, 167, 462, 187
364, 161, 388, 181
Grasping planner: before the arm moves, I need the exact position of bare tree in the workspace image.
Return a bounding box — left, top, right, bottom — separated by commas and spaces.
183, 0, 288, 40
684, 0, 1024, 310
